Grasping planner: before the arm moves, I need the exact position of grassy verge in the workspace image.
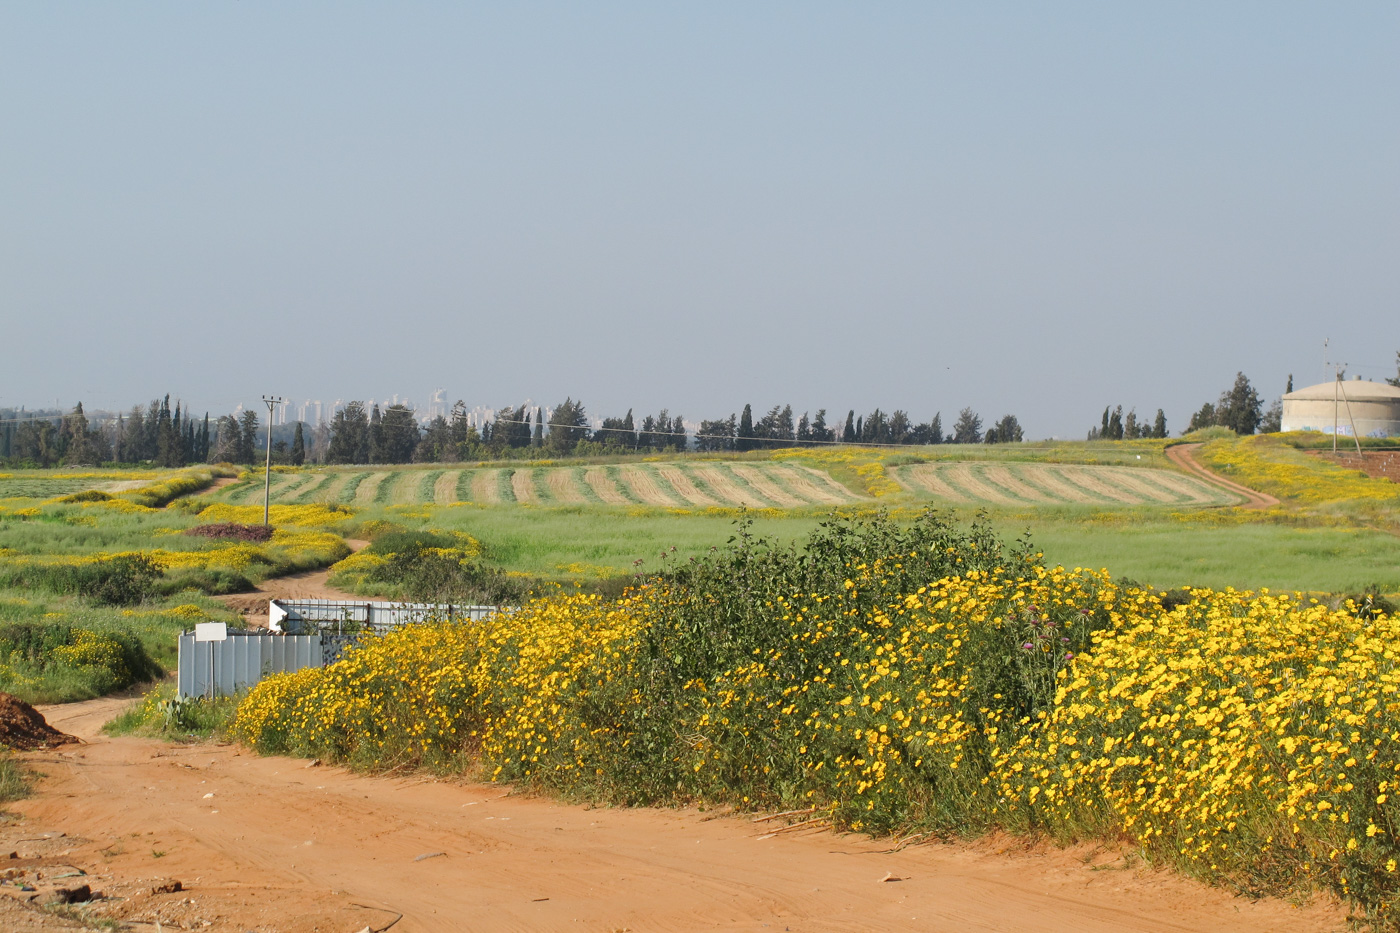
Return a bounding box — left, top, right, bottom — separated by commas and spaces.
103, 683, 239, 741
0, 753, 31, 803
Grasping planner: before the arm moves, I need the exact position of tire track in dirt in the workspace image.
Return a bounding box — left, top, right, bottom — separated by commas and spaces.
654, 465, 721, 507
583, 468, 631, 504
13, 707, 1346, 933
730, 465, 805, 508
1165, 443, 1274, 509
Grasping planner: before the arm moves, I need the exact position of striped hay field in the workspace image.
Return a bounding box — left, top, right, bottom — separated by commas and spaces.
891, 462, 1238, 507
218, 462, 869, 510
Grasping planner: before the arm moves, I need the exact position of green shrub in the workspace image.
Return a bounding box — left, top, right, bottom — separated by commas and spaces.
0, 622, 163, 703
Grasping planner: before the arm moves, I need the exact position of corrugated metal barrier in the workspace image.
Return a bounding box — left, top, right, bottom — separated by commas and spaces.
177, 632, 322, 699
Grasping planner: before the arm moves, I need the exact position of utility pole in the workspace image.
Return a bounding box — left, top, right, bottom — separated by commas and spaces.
262, 395, 285, 526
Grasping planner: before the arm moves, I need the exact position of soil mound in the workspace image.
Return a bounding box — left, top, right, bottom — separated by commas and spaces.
0, 692, 79, 750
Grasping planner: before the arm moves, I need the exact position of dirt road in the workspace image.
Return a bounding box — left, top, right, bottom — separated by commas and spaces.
1165, 443, 1280, 509
6, 696, 1343, 933
215, 539, 375, 627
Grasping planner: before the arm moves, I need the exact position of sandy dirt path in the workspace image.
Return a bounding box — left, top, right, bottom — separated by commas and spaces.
11, 699, 1345, 933
1166, 443, 1279, 509
214, 538, 375, 626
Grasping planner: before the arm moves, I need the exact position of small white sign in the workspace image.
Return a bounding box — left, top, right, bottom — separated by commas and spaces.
195, 622, 229, 642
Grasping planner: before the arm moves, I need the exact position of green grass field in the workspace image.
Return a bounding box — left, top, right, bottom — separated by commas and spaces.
1, 436, 1396, 705
192, 439, 1400, 594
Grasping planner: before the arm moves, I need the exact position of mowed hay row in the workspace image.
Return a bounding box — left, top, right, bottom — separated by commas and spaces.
354, 471, 393, 504
323, 472, 362, 504
655, 465, 721, 507
290, 472, 333, 503
1079, 466, 1181, 505
385, 471, 429, 504
1049, 466, 1142, 505
1013, 465, 1112, 504
892, 464, 971, 502
433, 470, 461, 505
465, 469, 501, 504
269, 472, 314, 502
692, 465, 770, 509
1132, 468, 1232, 505
583, 467, 633, 505
940, 464, 1025, 505
770, 464, 862, 504
616, 465, 685, 507
978, 465, 1062, 504
544, 468, 591, 505
729, 465, 805, 508
507, 469, 537, 504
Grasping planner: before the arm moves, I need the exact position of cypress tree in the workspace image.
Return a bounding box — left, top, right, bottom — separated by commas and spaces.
736, 404, 755, 452
1153, 409, 1168, 439
291, 422, 305, 466
842, 410, 856, 443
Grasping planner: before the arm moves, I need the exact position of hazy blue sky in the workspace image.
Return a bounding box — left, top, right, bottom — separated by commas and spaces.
3, 4, 1397, 437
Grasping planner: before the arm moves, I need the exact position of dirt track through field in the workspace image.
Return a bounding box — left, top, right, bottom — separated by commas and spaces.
13, 697, 1345, 933
1166, 443, 1277, 509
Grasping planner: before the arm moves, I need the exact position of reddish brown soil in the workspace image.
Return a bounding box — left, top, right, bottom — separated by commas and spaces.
1165, 443, 1280, 509
1, 695, 1348, 933
0, 693, 77, 751
1307, 448, 1400, 483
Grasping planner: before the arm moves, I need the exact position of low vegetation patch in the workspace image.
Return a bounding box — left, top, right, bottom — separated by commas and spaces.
183, 522, 274, 542
0, 621, 163, 704
104, 683, 239, 741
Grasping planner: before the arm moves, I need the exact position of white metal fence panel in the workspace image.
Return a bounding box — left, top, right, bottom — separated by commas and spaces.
271, 599, 498, 634
178, 632, 322, 699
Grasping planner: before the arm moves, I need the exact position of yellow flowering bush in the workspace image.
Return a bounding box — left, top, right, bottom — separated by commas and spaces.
232, 510, 1400, 918
196, 502, 355, 527
995, 588, 1400, 915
